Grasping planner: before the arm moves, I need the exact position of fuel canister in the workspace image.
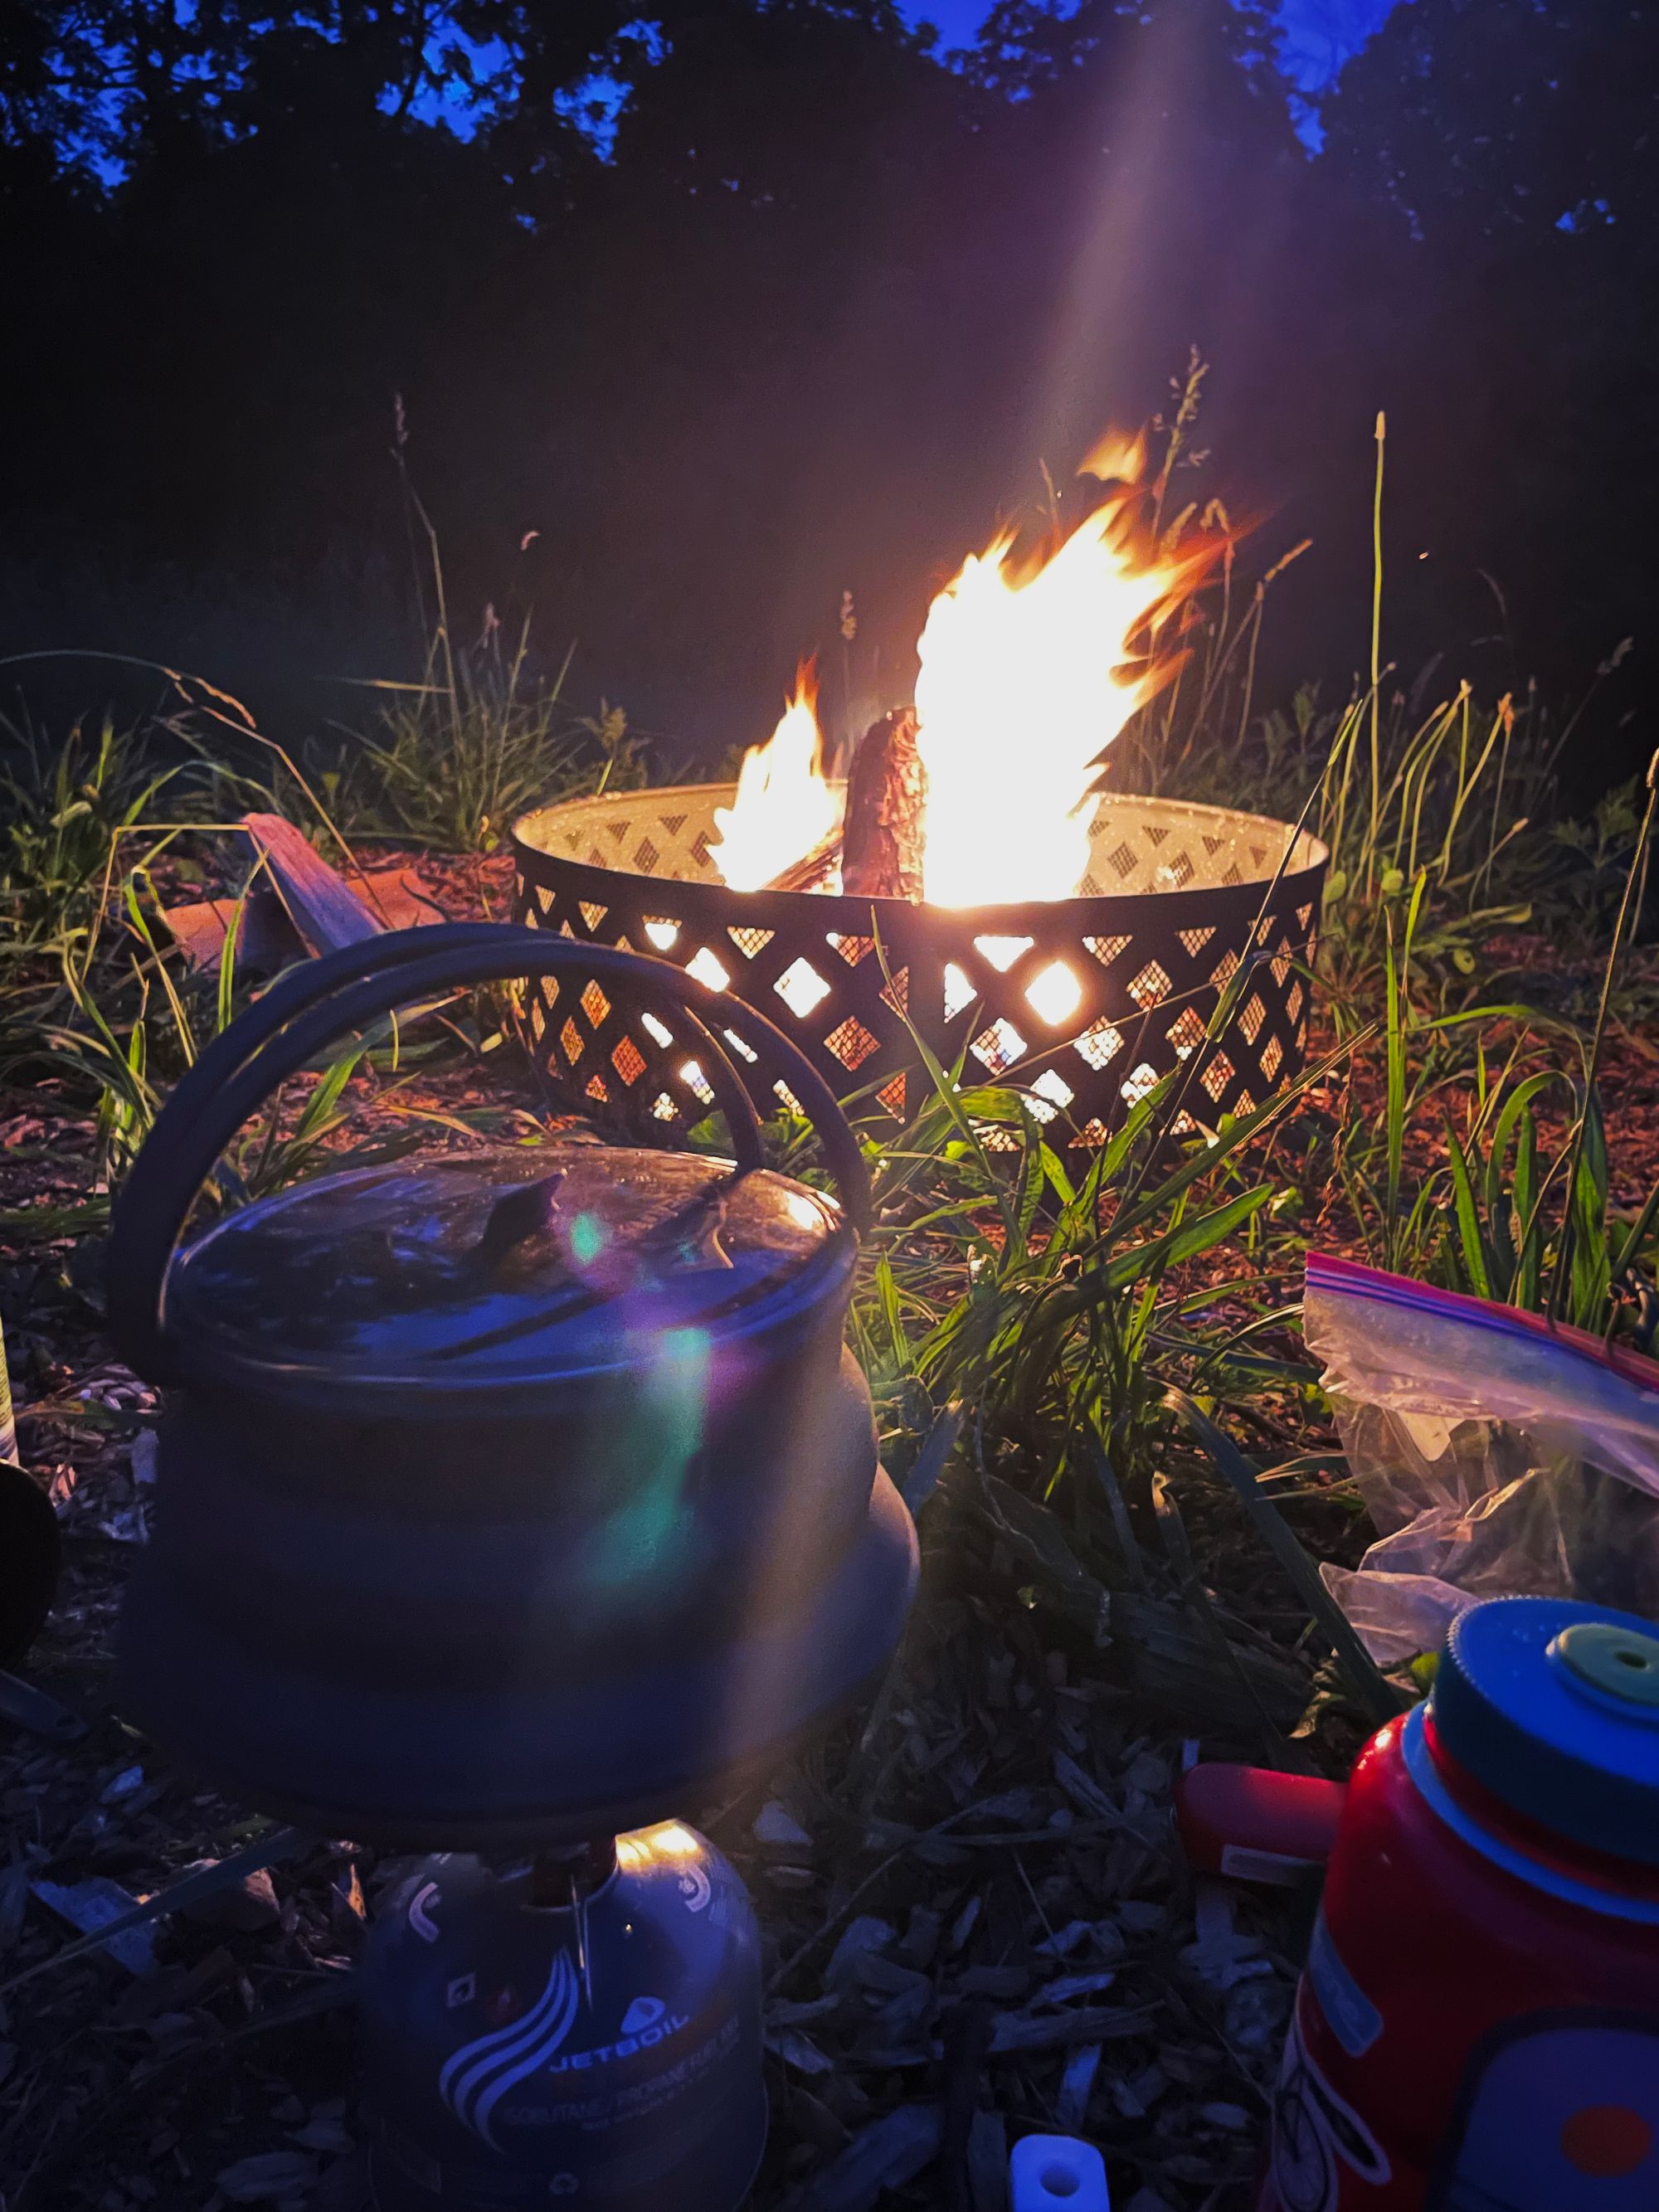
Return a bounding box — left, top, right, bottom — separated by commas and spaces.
362, 1825, 763, 2211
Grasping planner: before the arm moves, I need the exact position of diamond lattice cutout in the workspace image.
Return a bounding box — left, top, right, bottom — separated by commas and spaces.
971, 1018, 1027, 1076
1239, 993, 1267, 1043
825, 1016, 880, 1071
581, 980, 610, 1027
943, 964, 976, 1022
1084, 935, 1131, 969
1107, 841, 1137, 878
611, 1037, 646, 1086
1261, 1034, 1284, 1082
1167, 1007, 1206, 1058
586, 1075, 609, 1102
728, 926, 774, 959
1073, 1019, 1124, 1071
1029, 1068, 1075, 1123
578, 901, 608, 931
635, 838, 661, 873
688, 829, 713, 868
1287, 980, 1305, 1025
1121, 1062, 1160, 1106
880, 965, 910, 1018
775, 958, 830, 1017
1200, 1051, 1236, 1103
973, 934, 1034, 973
1210, 950, 1241, 989
1127, 960, 1172, 1009
559, 1018, 584, 1066
687, 946, 730, 993
1025, 960, 1082, 1026
1177, 926, 1215, 957
651, 1091, 678, 1123
828, 933, 874, 966
877, 1072, 907, 1120
1163, 850, 1194, 887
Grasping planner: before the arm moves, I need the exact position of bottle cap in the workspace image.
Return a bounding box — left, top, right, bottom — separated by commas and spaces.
1433, 1598, 1659, 1866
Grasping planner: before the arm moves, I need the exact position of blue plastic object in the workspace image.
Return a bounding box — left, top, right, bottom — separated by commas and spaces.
1433, 1597, 1659, 1866
1010, 2133, 1111, 2210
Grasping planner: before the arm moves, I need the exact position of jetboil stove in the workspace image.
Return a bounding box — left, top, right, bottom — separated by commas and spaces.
106, 924, 918, 2210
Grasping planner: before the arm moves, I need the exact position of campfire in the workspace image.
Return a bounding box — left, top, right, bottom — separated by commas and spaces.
515, 434, 1326, 1145
708, 430, 1200, 910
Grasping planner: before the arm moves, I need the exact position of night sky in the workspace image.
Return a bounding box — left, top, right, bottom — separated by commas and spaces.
902, 0, 1400, 89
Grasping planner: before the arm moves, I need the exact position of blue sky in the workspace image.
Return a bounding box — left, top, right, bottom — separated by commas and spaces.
901, 0, 1400, 90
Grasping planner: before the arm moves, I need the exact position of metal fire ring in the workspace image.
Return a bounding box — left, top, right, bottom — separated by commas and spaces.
513, 785, 1327, 1147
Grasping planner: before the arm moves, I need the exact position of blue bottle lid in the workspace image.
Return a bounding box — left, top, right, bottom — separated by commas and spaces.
1432, 1598, 1659, 1867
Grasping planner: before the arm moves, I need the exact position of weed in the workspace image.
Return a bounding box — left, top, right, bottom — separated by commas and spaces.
0, 715, 181, 959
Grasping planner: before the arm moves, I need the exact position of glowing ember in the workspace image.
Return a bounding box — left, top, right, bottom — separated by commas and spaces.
709, 430, 1206, 907
707, 664, 838, 892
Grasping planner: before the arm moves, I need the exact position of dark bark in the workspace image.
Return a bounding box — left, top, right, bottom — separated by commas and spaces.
840, 707, 928, 901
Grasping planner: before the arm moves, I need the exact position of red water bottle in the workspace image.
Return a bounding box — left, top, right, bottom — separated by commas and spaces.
1252, 1597, 1659, 2210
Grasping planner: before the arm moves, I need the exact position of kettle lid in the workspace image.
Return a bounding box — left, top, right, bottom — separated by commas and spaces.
162, 1143, 849, 1392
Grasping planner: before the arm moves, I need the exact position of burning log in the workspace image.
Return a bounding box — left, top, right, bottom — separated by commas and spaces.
764, 827, 844, 896
840, 708, 928, 902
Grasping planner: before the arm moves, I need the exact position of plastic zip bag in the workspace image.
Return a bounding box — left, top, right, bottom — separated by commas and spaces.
1302, 1255, 1659, 1663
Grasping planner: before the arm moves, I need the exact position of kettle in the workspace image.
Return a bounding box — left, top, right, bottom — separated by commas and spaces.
106, 925, 917, 1845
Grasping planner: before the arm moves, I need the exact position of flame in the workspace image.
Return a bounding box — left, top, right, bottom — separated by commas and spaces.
914, 482, 1180, 907
709, 431, 1206, 907
707, 664, 839, 892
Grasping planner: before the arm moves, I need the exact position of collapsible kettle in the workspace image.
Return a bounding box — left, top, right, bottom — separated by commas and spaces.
105, 924, 917, 1845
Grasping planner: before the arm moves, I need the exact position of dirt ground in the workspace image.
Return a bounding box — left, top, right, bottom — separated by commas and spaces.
2, 859, 1654, 2212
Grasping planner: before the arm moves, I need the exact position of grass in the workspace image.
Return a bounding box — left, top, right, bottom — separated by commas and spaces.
2, 400, 1656, 1738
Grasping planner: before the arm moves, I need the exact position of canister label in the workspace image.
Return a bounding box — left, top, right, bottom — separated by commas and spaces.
1306, 1911, 1382, 2059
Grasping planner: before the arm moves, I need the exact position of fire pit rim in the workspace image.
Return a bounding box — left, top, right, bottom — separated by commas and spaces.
511, 782, 1330, 923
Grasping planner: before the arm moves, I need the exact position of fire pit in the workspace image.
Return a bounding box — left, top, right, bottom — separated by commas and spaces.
513, 782, 1326, 1143
514, 429, 1326, 1143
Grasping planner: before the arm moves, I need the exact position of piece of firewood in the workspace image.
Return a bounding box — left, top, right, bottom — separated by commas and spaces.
241, 814, 387, 955
765, 826, 844, 895
163, 864, 447, 973
842, 708, 927, 901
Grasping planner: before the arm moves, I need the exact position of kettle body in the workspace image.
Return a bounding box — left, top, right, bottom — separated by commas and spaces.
105, 926, 917, 1843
